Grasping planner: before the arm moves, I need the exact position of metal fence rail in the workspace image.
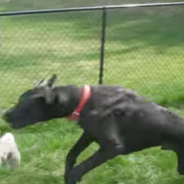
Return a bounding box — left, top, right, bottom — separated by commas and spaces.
1, 2, 184, 16
0, 2, 184, 106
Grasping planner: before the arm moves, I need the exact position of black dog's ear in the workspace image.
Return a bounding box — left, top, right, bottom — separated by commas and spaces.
32, 74, 58, 104
34, 74, 57, 89
47, 74, 57, 88
34, 78, 45, 88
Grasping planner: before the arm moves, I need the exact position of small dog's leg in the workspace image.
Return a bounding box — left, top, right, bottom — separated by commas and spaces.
66, 146, 124, 184
64, 132, 93, 183
7, 149, 21, 169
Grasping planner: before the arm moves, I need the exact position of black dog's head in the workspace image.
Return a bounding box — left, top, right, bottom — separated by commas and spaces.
3, 74, 77, 129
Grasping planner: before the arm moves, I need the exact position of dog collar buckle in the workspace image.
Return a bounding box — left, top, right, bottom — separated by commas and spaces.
67, 112, 79, 121
73, 112, 79, 115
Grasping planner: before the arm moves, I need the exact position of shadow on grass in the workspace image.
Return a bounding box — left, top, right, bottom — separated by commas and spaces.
29, 6, 184, 50
4, 6, 184, 53
2, 5, 184, 49
105, 6, 184, 48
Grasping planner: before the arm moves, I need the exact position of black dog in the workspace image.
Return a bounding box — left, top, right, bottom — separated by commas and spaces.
3, 74, 184, 184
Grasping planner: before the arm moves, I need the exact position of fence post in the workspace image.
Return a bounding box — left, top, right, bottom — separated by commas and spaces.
98, 6, 107, 85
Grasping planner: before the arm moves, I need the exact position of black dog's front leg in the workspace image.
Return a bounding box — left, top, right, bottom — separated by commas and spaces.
66, 146, 124, 184
175, 148, 184, 175
64, 132, 93, 183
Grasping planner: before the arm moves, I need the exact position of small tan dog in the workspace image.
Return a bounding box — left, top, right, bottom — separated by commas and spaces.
0, 132, 21, 168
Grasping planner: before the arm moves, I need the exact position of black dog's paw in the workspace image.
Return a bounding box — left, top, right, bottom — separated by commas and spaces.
64, 173, 82, 184
66, 178, 82, 184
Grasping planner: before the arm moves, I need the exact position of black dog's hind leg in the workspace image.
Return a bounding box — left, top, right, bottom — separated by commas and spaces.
66, 145, 125, 184
64, 132, 93, 183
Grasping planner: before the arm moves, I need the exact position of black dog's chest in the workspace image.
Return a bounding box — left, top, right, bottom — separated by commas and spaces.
79, 120, 104, 139
79, 113, 162, 153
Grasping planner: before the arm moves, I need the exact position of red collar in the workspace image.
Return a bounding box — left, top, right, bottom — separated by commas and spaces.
67, 85, 91, 121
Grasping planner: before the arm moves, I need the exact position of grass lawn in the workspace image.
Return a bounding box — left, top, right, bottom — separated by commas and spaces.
0, 6, 184, 184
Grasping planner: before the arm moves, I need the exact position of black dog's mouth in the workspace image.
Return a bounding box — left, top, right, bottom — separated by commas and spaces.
3, 117, 25, 129
2, 109, 45, 129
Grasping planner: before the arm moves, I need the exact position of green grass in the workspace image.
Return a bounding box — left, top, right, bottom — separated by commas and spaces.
0, 6, 184, 184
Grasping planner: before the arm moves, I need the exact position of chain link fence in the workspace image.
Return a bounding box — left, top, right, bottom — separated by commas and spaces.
0, 3, 184, 182
0, 2, 184, 109
104, 4, 184, 105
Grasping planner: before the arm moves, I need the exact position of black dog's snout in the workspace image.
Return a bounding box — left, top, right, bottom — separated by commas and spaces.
2, 109, 12, 122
